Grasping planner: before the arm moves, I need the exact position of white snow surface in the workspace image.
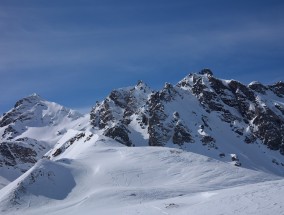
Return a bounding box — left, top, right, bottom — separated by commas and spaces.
0, 135, 283, 215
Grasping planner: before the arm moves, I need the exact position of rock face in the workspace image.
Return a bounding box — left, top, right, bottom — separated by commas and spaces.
90, 70, 284, 159
90, 81, 152, 146
0, 138, 46, 172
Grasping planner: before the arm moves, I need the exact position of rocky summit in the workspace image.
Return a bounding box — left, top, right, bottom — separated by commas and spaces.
91, 69, 284, 157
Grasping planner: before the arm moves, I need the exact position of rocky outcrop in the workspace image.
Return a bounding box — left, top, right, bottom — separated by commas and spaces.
90, 81, 152, 146
89, 69, 284, 158
0, 138, 47, 172
104, 125, 132, 146
147, 92, 170, 146
172, 122, 193, 145
248, 81, 268, 94
269, 81, 284, 97
252, 107, 284, 153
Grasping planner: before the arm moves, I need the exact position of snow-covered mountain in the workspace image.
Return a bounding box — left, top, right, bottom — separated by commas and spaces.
90, 69, 284, 176
0, 69, 284, 214
0, 94, 87, 188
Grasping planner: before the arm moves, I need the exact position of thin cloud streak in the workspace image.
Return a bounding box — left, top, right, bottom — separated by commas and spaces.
0, 0, 283, 114
1, 21, 283, 71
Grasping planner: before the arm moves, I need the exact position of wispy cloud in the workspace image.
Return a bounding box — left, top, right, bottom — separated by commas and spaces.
1, 0, 284, 114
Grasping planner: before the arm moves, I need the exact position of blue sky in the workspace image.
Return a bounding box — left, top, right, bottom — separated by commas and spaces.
1, 0, 284, 114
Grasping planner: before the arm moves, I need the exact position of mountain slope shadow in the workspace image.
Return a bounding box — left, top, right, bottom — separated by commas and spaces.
1, 159, 76, 208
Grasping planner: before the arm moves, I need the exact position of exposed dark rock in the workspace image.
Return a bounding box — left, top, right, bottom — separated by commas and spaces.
160, 83, 180, 102
165, 203, 180, 209
2, 125, 19, 139
148, 93, 170, 146
0, 143, 16, 166
233, 128, 244, 136
235, 161, 242, 167
0, 142, 37, 167
208, 76, 229, 94
228, 80, 255, 102
172, 123, 193, 145
269, 81, 284, 97
201, 116, 209, 128
248, 82, 268, 94
201, 135, 215, 144
192, 77, 207, 95
220, 110, 240, 123
90, 82, 152, 141
68, 133, 85, 146
141, 114, 148, 126
272, 159, 279, 165
0, 113, 15, 128
104, 125, 132, 146
85, 134, 94, 142
252, 107, 284, 151
109, 90, 130, 109
199, 68, 213, 76
244, 133, 257, 144
10, 144, 37, 163
231, 154, 239, 161
52, 148, 62, 157
90, 101, 113, 129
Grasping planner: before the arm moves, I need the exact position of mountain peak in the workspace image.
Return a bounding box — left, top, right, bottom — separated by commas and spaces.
29, 93, 41, 98
164, 82, 173, 89
198, 68, 213, 76
14, 93, 44, 109
136, 80, 144, 86
135, 80, 151, 91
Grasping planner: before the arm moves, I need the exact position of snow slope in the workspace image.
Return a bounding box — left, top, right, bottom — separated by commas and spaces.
0, 135, 282, 215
